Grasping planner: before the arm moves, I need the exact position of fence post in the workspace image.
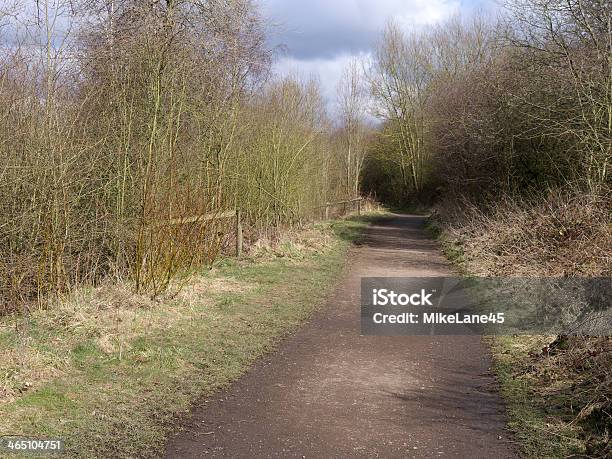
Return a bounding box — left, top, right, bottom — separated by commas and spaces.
343, 202, 346, 215
325, 203, 329, 220
357, 199, 361, 216
235, 209, 243, 257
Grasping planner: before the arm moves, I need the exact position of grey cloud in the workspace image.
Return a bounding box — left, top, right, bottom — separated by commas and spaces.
272, 24, 379, 60
262, 0, 461, 59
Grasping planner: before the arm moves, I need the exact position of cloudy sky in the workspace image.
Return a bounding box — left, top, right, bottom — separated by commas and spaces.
261, 0, 497, 113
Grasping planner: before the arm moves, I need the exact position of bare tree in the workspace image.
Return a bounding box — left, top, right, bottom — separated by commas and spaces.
337, 58, 368, 197
369, 21, 432, 194
504, 0, 611, 191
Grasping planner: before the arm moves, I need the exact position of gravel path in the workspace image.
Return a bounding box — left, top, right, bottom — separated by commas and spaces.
164, 214, 517, 458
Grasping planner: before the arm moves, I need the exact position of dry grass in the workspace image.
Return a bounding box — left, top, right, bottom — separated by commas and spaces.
0, 215, 372, 457
432, 188, 611, 457
492, 335, 611, 457
434, 190, 611, 277
541, 337, 611, 454
248, 226, 334, 260
245, 203, 382, 260
0, 214, 365, 407
0, 345, 65, 405
0, 263, 262, 407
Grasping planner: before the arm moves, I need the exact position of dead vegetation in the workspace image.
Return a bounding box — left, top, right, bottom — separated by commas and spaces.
492, 334, 611, 457
0, 216, 358, 406
0, 216, 366, 457
432, 191, 611, 457
433, 190, 611, 277
542, 336, 611, 457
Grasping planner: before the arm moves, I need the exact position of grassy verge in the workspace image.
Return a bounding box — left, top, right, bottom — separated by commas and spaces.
490, 334, 611, 457
428, 205, 611, 458
487, 336, 587, 457
0, 216, 373, 458
424, 219, 467, 272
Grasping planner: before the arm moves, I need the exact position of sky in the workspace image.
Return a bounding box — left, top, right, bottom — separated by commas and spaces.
261, 0, 498, 114
1, 0, 496, 116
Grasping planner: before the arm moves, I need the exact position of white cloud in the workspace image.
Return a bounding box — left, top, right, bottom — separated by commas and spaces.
273, 53, 364, 106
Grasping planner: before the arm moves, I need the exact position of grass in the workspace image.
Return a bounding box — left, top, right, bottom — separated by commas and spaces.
0, 215, 373, 458
424, 219, 467, 270
487, 336, 587, 457
387, 203, 430, 215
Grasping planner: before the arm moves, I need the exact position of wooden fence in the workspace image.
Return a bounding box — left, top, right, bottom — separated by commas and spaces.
156, 197, 363, 258
320, 197, 363, 219
154, 209, 243, 257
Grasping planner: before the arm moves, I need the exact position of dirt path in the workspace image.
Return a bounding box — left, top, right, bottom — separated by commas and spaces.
164, 214, 516, 458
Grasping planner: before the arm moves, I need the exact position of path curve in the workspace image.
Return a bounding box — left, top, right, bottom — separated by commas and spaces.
164, 214, 516, 458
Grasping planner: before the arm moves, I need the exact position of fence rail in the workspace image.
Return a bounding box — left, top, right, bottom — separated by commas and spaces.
154, 209, 242, 257
165, 209, 236, 225
320, 197, 363, 219
155, 196, 364, 258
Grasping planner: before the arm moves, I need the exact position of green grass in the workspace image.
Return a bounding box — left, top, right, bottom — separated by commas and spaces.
385, 201, 431, 215
488, 336, 586, 458
424, 219, 467, 270
0, 216, 373, 458
329, 213, 385, 242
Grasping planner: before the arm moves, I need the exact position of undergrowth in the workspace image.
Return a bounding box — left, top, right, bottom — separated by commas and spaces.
431, 188, 611, 458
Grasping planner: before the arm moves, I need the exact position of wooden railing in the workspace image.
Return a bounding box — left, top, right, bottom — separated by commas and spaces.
154, 209, 243, 257
164, 209, 237, 225
154, 197, 363, 258
320, 197, 363, 219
